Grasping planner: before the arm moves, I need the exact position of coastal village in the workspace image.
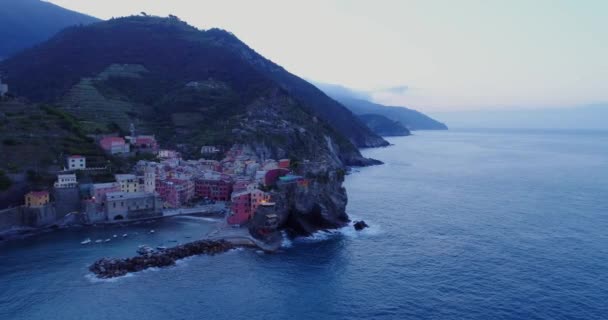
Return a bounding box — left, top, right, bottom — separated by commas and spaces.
0, 125, 310, 237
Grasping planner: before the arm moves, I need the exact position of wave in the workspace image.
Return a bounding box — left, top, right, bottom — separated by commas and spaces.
293, 220, 383, 244
85, 272, 134, 283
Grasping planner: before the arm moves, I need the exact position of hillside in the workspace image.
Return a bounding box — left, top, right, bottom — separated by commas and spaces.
315, 82, 448, 130
358, 114, 411, 137
0, 0, 99, 60
0, 16, 387, 165
0, 98, 110, 207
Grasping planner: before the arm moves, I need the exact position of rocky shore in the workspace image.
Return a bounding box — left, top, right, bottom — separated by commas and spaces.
89, 239, 235, 278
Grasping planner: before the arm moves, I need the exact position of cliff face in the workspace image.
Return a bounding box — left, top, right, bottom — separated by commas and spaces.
271, 166, 349, 236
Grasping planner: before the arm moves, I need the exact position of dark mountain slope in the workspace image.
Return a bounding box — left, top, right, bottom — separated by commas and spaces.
0, 15, 387, 149
0, 16, 381, 165
0, 0, 100, 59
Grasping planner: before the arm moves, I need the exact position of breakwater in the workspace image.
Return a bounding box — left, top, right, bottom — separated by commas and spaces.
89, 239, 235, 278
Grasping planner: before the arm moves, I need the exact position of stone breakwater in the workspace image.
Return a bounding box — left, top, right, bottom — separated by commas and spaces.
89, 240, 235, 279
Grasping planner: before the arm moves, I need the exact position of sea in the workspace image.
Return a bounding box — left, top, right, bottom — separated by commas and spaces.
1, 129, 608, 320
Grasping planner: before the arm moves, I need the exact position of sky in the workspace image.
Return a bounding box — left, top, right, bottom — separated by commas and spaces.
46, 0, 608, 113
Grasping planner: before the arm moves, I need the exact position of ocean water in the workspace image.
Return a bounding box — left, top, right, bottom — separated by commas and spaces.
2, 129, 608, 320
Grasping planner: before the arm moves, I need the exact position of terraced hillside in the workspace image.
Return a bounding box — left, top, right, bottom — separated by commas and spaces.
0, 16, 387, 164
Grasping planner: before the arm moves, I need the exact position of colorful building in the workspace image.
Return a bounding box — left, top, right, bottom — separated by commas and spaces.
194, 177, 233, 201
24, 191, 50, 207
115, 174, 139, 193
131, 135, 158, 151
278, 159, 291, 169
264, 168, 289, 186
91, 182, 121, 204
228, 191, 252, 225
105, 192, 162, 221
99, 137, 130, 154
54, 174, 77, 189
67, 155, 86, 170
157, 178, 194, 208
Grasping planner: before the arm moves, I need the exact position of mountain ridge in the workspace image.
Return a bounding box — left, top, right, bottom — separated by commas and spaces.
0, 15, 384, 166
0, 0, 100, 60
315, 82, 448, 130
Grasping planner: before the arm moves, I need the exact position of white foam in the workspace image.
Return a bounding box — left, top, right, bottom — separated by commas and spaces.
293, 220, 383, 243
85, 272, 134, 283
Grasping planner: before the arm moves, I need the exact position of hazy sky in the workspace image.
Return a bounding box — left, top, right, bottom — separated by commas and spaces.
46, 0, 608, 112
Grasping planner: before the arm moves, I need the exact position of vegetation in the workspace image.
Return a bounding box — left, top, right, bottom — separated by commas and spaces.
0, 15, 385, 162
0, 170, 11, 191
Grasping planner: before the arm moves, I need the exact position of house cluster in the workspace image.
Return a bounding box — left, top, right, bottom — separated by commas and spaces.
133, 145, 307, 225
98, 134, 158, 155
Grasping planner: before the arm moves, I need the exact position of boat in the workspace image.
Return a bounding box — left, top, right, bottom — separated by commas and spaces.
149, 229, 155, 234
104, 238, 111, 242
80, 238, 92, 245
113, 234, 118, 238
95, 239, 103, 244
122, 234, 128, 237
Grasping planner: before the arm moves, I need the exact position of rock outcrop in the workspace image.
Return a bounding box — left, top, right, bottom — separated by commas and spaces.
89, 240, 234, 278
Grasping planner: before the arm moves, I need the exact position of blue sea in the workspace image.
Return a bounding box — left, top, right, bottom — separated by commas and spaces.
2, 129, 608, 320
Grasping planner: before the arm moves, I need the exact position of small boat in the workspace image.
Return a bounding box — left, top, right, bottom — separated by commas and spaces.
149, 229, 155, 234
113, 234, 118, 238
95, 239, 103, 244
122, 234, 128, 238
81, 238, 92, 245
104, 238, 111, 242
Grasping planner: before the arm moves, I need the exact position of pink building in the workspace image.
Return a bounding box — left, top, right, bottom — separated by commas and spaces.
228, 188, 269, 225
133, 135, 158, 151
195, 177, 233, 201
278, 159, 291, 169
228, 191, 252, 225
99, 137, 130, 154
157, 178, 194, 208
264, 168, 289, 186
91, 182, 121, 204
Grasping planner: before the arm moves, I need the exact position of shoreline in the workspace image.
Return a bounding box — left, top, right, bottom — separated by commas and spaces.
0, 210, 225, 243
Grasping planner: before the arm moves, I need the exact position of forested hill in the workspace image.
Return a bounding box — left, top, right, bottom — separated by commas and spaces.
0, 15, 385, 165
0, 0, 99, 59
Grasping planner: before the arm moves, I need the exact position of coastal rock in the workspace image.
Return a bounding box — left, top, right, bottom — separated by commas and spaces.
89, 240, 234, 278
353, 220, 369, 231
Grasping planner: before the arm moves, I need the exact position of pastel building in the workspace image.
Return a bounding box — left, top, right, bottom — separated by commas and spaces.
99, 137, 130, 154
54, 174, 77, 188
228, 188, 269, 225
194, 176, 233, 201
228, 191, 252, 225
143, 166, 156, 193
24, 191, 50, 207
115, 174, 139, 193
91, 182, 121, 204
105, 192, 162, 221
67, 155, 86, 170
278, 159, 291, 169
157, 178, 195, 208
130, 135, 158, 151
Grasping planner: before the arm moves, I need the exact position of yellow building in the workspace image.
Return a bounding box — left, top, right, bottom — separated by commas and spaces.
115, 174, 140, 193
25, 191, 50, 207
